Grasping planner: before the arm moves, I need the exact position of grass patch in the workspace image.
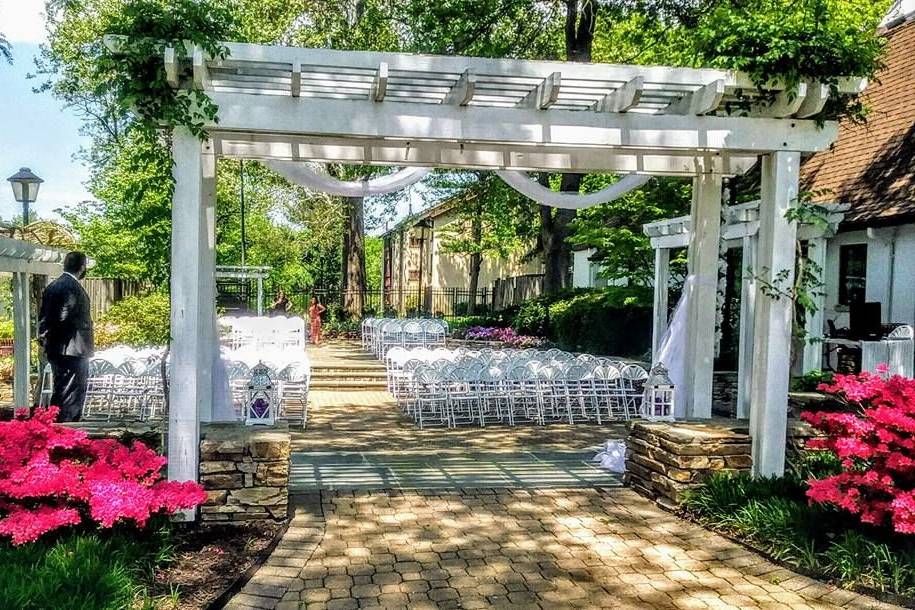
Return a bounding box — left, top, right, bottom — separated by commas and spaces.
0, 522, 178, 610
681, 460, 915, 600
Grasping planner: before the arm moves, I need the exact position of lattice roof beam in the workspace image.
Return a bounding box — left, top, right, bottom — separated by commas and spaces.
209, 92, 839, 154
753, 83, 808, 118
795, 83, 830, 118
661, 79, 725, 115
518, 71, 561, 109
371, 62, 388, 102
164, 46, 178, 87
290, 61, 302, 97
592, 76, 643, 113
192, 45, 210, 89
443, 69, 476, 106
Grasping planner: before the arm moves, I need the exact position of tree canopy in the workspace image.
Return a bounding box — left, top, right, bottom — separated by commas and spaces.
35, 0, 889, 301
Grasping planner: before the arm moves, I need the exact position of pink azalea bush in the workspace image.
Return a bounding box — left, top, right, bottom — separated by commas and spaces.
464, 326, 545, 348
0, 407, 206, 545
802, 365, 915, 533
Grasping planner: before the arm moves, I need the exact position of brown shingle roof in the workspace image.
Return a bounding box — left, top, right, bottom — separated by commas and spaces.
801, 18, 915, 228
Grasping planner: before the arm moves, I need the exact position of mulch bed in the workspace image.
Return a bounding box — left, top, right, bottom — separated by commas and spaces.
145, 521, 284, 610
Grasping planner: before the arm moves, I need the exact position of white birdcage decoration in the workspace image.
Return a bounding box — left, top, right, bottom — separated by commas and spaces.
642, 363, 675, 421
245, 362, 276, 425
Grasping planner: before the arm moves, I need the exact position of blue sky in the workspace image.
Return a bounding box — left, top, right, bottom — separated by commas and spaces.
1, 0, 93, 222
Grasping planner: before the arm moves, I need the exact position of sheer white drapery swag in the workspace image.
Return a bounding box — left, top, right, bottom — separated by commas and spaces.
654, 275, 703, 419
264, 161, 431, 197
495, 171, 651, 209
264, 160, 649, 209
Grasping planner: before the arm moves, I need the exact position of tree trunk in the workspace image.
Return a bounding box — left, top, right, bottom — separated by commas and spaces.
467, 217, 483, 315
540, 174, 581, 293
342, 196, 366, 319
539, 0, 596, 294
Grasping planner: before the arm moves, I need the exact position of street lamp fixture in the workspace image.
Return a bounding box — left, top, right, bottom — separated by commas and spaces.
7, 167, 43, 225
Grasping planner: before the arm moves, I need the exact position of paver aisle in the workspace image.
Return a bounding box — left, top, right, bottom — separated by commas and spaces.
225, 341, 898, 610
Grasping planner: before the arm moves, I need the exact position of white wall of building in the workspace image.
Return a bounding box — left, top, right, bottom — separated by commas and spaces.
822, 223, 915, 330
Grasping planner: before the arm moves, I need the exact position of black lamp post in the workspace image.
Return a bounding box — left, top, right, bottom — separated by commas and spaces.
7, 167, 43, 226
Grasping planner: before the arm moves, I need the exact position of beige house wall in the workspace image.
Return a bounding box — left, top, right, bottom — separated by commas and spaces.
429, 208, 540, 290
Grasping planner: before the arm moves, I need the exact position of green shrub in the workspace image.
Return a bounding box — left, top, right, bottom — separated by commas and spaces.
512, 299, 550, 336
95, 292, 170, 348
547, 287, 652, 357
0, 525, 174, 609
791, 369, 835, 392
0, 319, 13, 340
449, 314, 508, 335
682, 470, 915, 598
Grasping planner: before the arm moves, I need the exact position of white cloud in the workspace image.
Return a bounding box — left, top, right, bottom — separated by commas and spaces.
1, 0, 48, 44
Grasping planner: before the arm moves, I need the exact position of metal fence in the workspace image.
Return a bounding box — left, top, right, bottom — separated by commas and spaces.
285, 286, 495, 320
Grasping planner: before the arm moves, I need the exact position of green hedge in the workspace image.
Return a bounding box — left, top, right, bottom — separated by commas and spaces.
95, 292, 170, 348
510, 287, 652, 358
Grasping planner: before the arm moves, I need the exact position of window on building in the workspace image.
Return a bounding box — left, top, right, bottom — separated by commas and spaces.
408, 269, 420, 282
839, 243, 867, 306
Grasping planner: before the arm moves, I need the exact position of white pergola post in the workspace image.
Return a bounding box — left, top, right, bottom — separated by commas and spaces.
802, 237, 828, 373
683, 172, 723, 418
736, 234, 757, 419
11, 272, 30, 407
749, 151, 800, 477
651, 247, 670, 363
257, 276, 264, 316
169, 130, 217, 510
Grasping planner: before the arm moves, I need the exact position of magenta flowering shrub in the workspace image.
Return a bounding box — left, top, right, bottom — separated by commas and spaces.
802, 366, 915, 533
464, 326, 545, 348
0, 407, 207, 545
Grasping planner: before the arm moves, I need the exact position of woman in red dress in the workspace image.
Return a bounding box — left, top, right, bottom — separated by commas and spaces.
308, 296, 326, 345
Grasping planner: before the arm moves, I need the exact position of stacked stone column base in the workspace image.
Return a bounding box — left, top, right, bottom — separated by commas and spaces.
199, 423, 291, 522
625, 420, 752, 511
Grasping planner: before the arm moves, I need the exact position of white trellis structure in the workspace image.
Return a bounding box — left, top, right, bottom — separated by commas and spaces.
644, 201, 847, 421
143, 39, 862, 496
0, 236, 68, 407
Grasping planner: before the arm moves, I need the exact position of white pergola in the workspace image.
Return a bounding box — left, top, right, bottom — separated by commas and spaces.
153, 39, 862, 490
214, 265, 271, 316
644, 201, 847, 421
0, 236, 68, 407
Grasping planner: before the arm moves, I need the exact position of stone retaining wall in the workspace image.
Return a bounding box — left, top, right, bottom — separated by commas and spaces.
625, 419, 822, 511
199, 423, 291, 523
625, 419, 751, 511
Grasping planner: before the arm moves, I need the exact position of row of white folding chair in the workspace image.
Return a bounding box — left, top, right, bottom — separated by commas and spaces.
396, 360, 646, 428
84, 358, 166, 421
366, 318, 448, 357
385, 347, 639, 398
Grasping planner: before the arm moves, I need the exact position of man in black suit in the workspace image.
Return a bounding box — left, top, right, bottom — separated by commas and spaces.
38, 252, 94, 422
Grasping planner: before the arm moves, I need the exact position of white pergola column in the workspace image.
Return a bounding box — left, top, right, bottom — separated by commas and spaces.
651, 247, 670, 363
683, 172, 723, 418
11, 272, 30, 407
736, 234, 757, 420
750, 151, 800, 477
169, 130, 217, 504
802, 237, 828, 373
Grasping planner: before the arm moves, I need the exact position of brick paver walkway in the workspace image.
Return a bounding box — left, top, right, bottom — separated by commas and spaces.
224, 341, 898, 610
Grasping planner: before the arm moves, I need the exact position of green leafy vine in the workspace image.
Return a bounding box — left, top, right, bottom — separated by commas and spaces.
93, 0, 237, 139
752, 191, 835, 341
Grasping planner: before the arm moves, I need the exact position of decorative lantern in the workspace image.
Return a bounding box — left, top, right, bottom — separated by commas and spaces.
642, 363, 675, 421
245, 362, 276, 425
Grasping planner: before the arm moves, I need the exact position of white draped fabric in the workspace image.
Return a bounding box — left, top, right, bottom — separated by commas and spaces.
654, 276, 692, 419
264, 161, 431, 197
495, 171, 651, 209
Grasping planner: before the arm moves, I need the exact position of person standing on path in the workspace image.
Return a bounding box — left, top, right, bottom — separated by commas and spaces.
308, 296, 326, 345
37, 251, 94, 422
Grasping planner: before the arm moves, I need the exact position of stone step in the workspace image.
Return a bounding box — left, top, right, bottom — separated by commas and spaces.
309, 380, 388, 390
310, 371, 387, 380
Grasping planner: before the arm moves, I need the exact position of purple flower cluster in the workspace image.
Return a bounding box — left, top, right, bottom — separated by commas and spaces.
464, 326, 545, 348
